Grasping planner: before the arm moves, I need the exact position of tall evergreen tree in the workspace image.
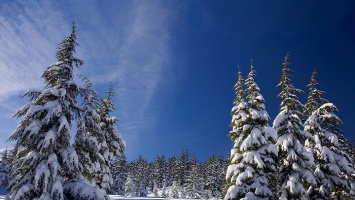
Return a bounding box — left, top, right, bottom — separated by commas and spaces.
203, 154, 224, 197
0, 149, 10, 188
133, 155, 149, 197
74, 77, 105, 187
225, 62, 277, 200
349, 141, 355, 198
152, 155, 168, 189
184, 158, 204, 199
8, 23, 83, 200
124, 173, 136, 198
305, 103, 352, 199
244, 62, 277, 199
176, 149, 191, 187
169, 181, 180, 199
337, 136, 355, 198
225, 67, 249, 199
111, 154, 128, 195
167, 156, 178, 187
304, 71, 353, 199
228, 67, 247, 142
8, 23, 108, 200
146, 162, 155, 192
97, 83, 126, 193
273, 53, 316, 200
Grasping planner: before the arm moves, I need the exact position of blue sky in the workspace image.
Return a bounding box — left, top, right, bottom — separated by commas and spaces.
0, 1, 354, 161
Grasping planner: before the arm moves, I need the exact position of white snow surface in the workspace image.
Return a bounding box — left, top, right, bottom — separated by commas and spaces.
0, 193, 220, 199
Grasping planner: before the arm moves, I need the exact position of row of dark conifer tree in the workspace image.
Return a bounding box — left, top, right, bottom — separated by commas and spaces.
109, 150, 228, 198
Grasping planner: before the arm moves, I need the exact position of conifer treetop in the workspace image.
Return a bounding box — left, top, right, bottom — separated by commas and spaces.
233, 66, 244, 105
100, 83, 115, 117
56, 21, 84, 67
245, 60, 269, 126
245, 60, 258, 100
43, 21, 84, 88
228, 67, 248, 141
277, 53, 304, 114
305, 70, 328, 116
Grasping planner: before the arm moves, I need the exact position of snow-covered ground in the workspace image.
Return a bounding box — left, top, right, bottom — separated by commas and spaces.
110, 196, 169, 199
109, 194, 204, 200
0, 195, 179, 200
0, 192, 193, 200
0, 185, 221, 199
0, 194, 201, 200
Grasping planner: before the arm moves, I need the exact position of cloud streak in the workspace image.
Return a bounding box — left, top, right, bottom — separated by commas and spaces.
0, 1, 69, 102
116, 2, 174, 126
71, 1, 177, 154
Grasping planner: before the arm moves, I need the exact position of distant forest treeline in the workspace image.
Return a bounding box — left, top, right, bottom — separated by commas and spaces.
114, 150, 229, 198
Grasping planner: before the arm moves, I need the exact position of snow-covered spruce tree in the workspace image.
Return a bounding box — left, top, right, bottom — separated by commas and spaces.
152, 180, 159, 197
337, 136, 355, 198
134, 156, 149, 197
225, 67, 249, 199
303, 70, 352, 199
8, 23, 84, 200
152, 155, 168, 190
97, 83, 126, 194
273, 53, 316, 200
218, 154, 229, 198
136, 182, 148, 197
124, 173, 136, 197
244, 62, 277, 199
227, 67, 247, 142
305, 103, 352, 199
176, 149, 191, 187
74, 76, 107, 190
161, 180, 168, 198
184, 158, 204, 199
146, 162, 155, 193
348, 141, 355, 199
222, 154, 231, 198
169, 181, 180, 199
338, 137, 355, 169
225, 63, 278, 200
167, 156, 178, 187
0, 149, 10, 188
9, 23, 107, 200
111, 154, 128, 195
203, 154, 223, 197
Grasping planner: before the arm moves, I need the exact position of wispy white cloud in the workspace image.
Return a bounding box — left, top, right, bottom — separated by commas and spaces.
0, 1, 69, 103
115, 2, 174, 126
71, 1, 178, 157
